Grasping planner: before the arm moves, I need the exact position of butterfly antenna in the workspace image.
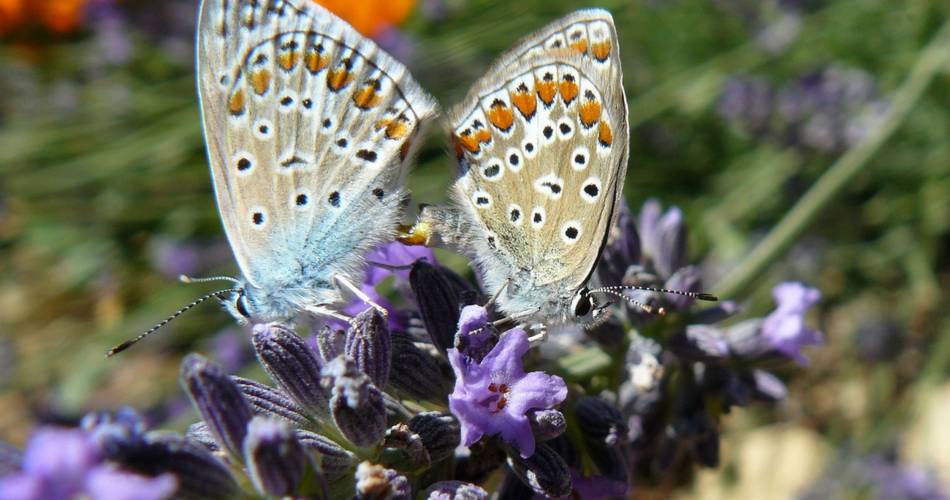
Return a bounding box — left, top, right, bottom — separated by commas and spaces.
590, 289, 667, 315
179, 274, 241, 285
106, 288, 241, 357
590, 285, 718, 302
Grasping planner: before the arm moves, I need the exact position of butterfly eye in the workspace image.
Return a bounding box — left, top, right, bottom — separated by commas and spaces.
235, 292, 251, 319
571, 289, 593, 317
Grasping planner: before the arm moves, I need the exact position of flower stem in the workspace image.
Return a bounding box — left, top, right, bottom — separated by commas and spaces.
713, 19, 950, 300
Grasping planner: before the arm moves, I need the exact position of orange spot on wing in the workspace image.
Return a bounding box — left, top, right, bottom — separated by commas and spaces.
378, 116, 410, 140
456, 132, 480, 154
487, 102, 514, 132
570, 39, 588, 54
535, 79, 557, 106
510, 86, 537, 120
560, 77, 579, 105
353, 84, 381, 109
474, 128, 492, 146
305, 50, 330, 73
327, 68, 353, 91
278, 51, 300, 71
592, 41, 611, 62
598, 121, 613, 147
228, 89, 246, 116
249, 69, 271, 95
579, 99, 601, 128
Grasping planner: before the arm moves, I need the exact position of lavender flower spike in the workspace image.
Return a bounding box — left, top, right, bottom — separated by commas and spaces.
180, 353, 253, 459
345, 308, 392, 388
762, 281, 823, 365
243, 416, 307, 496
448, 329, 567, 458
253, 322, 329, 416
322, 357, 387, 448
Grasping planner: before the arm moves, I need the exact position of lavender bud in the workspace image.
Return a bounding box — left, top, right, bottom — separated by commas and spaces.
323, 356, 387, 447
355, 461, 411, 500
496, 471, 537, 500
528, 409, 566, 441
407, 411, 460, 463
382, 423, 430, 470
185, 422, 218, 452
252, 323, 328, 417
575, 396, 627, 447
243, 417, 307, 496
663, 265, 702, 310
314, 325, 345, 364
295, 430, 357, 480
117, 431, 238, 499
345, 308, 391, 387
653, 205, 686, 278
506, 443, 572, 498
724, 318, 769, 358
81, 407, 147, 457
410, 260, 465, 353
423, 480, 489, 500
669, 325, 730, 361
597, 200, 641, 287
180, 353, 252, 459
746, 369, 788, 401
231, 376, 311, 426
389, 330, 451, 401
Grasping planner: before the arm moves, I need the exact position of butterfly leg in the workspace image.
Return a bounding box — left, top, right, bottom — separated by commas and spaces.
305, 304, 352, 323
333, 274, 389, 318
526, 323, 548, 344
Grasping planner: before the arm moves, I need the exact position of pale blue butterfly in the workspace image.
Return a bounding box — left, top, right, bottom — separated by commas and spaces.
109, 0, 436, 355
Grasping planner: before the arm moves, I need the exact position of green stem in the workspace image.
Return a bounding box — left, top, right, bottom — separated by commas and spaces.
713, 19, 950, 299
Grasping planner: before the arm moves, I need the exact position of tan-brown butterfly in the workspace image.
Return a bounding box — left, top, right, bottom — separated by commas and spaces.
411, 10, 714, 332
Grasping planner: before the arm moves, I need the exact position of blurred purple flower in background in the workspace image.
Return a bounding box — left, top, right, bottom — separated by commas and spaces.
800, 450, 948, 500
762, 281, 823, 365
718, 65, 888, 153
0, 427, 176, 500
449, 327, 567, 458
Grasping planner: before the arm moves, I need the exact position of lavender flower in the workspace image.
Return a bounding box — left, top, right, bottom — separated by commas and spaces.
448, 329, 567, 458
761, 281, 822, 365
0, 427, 176, 500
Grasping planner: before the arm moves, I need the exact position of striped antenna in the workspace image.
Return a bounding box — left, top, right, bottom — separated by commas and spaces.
106, 288, 241, 357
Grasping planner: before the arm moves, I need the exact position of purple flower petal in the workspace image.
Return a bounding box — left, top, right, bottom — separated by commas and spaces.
84, 466, 177, 500
448, 329, 567, 458
762, 281, 823, 365
507, 372, 568, 417
478, 329, 530, 382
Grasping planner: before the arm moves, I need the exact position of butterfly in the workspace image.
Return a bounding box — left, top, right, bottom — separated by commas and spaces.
409, 10, 713, 331
108, 0, 436, 356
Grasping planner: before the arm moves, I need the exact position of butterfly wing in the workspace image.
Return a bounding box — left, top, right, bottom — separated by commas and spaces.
197, 0, 437, 295
446, 10, 628, 302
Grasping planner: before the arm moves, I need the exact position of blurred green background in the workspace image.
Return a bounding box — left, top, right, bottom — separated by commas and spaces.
0, 0, 947, 497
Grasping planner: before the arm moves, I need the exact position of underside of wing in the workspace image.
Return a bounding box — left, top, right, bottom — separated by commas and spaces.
447, 10, 628, 293
197, 0, 437, 290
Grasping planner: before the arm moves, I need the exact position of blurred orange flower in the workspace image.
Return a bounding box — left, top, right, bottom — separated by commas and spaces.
313, 0, 415, 37
0, 0, 88, 36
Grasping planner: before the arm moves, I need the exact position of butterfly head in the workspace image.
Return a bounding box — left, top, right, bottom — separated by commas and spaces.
221, 283, 295, 324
